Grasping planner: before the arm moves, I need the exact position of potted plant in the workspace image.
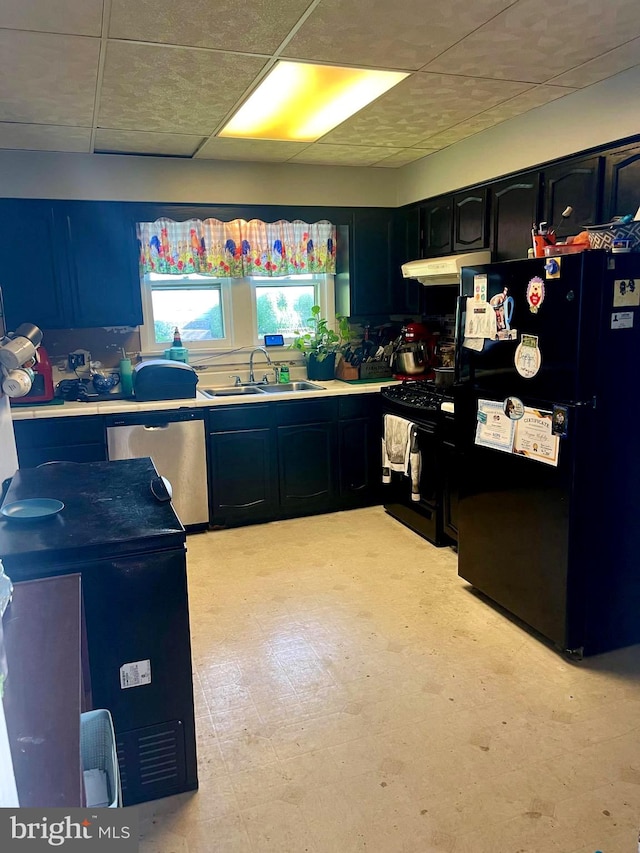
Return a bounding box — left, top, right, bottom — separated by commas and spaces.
290, 306, 350, 381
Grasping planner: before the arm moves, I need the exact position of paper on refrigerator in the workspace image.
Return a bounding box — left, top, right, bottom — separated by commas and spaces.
463, 275, 496, 349
474, 399, 516, 453
513, 407, 559, 466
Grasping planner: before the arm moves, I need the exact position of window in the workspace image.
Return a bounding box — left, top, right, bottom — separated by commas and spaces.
253, 276, 316, 338
139, 272, 334, 356
146, 274, 225, 345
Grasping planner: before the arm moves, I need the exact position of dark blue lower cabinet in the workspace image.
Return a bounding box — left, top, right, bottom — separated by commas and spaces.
207, 397, 383, 528
277, 421, 336, 515
13, 415, 107, 469
209, 427, 278, 527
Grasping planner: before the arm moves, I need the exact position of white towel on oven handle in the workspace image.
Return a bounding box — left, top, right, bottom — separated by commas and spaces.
382, 415, 422, 501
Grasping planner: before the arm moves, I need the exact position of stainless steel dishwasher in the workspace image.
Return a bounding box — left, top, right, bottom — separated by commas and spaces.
106, 410, 208, 527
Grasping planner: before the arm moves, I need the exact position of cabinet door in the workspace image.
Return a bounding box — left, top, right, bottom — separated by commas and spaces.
62, 201, 143, 328
13, 415, 107, 468
277, 421, 336, 513
441, 435, 458, 544
209, 428, 277, 526
543, 156, 603, 238
350, 209, 393, 316
603, 143, 640, 220
422, 197, 453, 256
389, 206, 422, 315
0, 200, 69, 330
490, 173, 540, 261
338, 417, 381, 504
453, 189, 487, 252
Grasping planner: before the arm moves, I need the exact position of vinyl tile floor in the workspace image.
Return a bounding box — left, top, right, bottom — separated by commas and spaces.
135, 507, 640, 853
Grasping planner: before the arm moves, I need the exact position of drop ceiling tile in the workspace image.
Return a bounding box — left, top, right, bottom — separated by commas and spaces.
412, 84, 576, 147
0, 0, 103, 36
95, 129, 204, 156
196, 137, 309, 162
109, 0, 310, 53
321, 73, 530, 148
282, 0, 514, 70
0, 30, 99, 125
0, 123, 91, 153
424, 0, 640, 83
98, 42, 267, 134
548, 38, 640, 88
372, 149, 436, 168
289, 144, 404, 166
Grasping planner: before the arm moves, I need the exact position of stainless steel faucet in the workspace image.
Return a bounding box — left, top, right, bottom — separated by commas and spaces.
248, 347, 272, 383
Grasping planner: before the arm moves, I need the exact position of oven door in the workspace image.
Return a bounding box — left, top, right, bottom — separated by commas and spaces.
382, 411, 446, 545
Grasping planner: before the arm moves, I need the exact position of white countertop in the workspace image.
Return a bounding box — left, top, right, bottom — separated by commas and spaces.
11, 379, 401, 420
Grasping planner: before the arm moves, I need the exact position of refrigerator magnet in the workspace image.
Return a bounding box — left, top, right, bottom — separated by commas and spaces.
489, 289, 517, 340
526, 276, 545, 313
613, 279, 639, 308
503, 397, 524, 420
514, 334, 542, 378
552, 405, 568, 437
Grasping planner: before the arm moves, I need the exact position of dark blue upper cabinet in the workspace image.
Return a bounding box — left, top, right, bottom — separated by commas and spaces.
61, 202, 142, 328
453, 188, 488, 252
0, 200, 69, 330
603, 142, 640, 221
542, 155, 603, 238
0, 199, 142, 331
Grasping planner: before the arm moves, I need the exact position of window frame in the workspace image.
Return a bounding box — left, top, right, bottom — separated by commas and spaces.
138, 273, 335, 359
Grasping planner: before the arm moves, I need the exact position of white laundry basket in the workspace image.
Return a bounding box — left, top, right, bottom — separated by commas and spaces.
80, 709, 121, 808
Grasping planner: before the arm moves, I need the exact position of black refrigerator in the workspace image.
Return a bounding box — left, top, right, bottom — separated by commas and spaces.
0, 457, 198, 805
455, 250, 640, 657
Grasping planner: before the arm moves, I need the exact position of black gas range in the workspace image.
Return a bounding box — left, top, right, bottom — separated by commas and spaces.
380, 380, 453, 419
380, 380, 456, 547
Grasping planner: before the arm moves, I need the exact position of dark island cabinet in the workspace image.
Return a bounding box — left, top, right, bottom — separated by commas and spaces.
603, 143, 640, 220
422, 196, 453, 256
490, 173, 541, 261
208, 405, 277, 527
0, 200, 69, 330
453, 188, 488, 252
0, 199, 142, 331
542, 156, 603, 238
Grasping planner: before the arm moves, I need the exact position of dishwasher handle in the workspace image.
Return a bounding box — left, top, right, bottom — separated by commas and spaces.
144, 424, 170, 430
106, 410, 204, 428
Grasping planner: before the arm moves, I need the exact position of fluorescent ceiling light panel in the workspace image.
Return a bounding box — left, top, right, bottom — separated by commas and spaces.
219, 61, 408, 142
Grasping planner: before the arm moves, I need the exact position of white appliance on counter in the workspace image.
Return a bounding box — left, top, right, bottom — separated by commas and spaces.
106, 410, 209, 528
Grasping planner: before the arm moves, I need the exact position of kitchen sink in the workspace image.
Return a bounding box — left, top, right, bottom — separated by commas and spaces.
201, 381, 324, 397
201, 386, 266, 397
260, 381, 325, 393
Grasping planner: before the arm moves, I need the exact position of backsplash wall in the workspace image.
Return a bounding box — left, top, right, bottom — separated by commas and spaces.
42, 327, 141, 372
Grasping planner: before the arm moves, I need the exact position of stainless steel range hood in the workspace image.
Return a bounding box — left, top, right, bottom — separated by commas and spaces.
401, 250, 491, 285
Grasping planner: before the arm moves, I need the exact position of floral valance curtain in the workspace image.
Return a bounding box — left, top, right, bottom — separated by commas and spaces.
138, 218, 336, 278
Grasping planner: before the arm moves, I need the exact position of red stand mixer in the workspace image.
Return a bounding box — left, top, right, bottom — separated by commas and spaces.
389, 322, 437, 380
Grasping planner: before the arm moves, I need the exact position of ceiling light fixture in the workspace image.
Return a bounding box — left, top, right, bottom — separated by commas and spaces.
219, 61, 408, 143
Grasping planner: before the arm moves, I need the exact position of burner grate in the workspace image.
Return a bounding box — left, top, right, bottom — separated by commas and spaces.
381, 381, 449, 411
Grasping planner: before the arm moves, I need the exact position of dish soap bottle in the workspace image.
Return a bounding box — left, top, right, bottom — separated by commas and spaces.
279, 363, 290, 383
164, 327, 189, 364
119, 349, 133, 397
